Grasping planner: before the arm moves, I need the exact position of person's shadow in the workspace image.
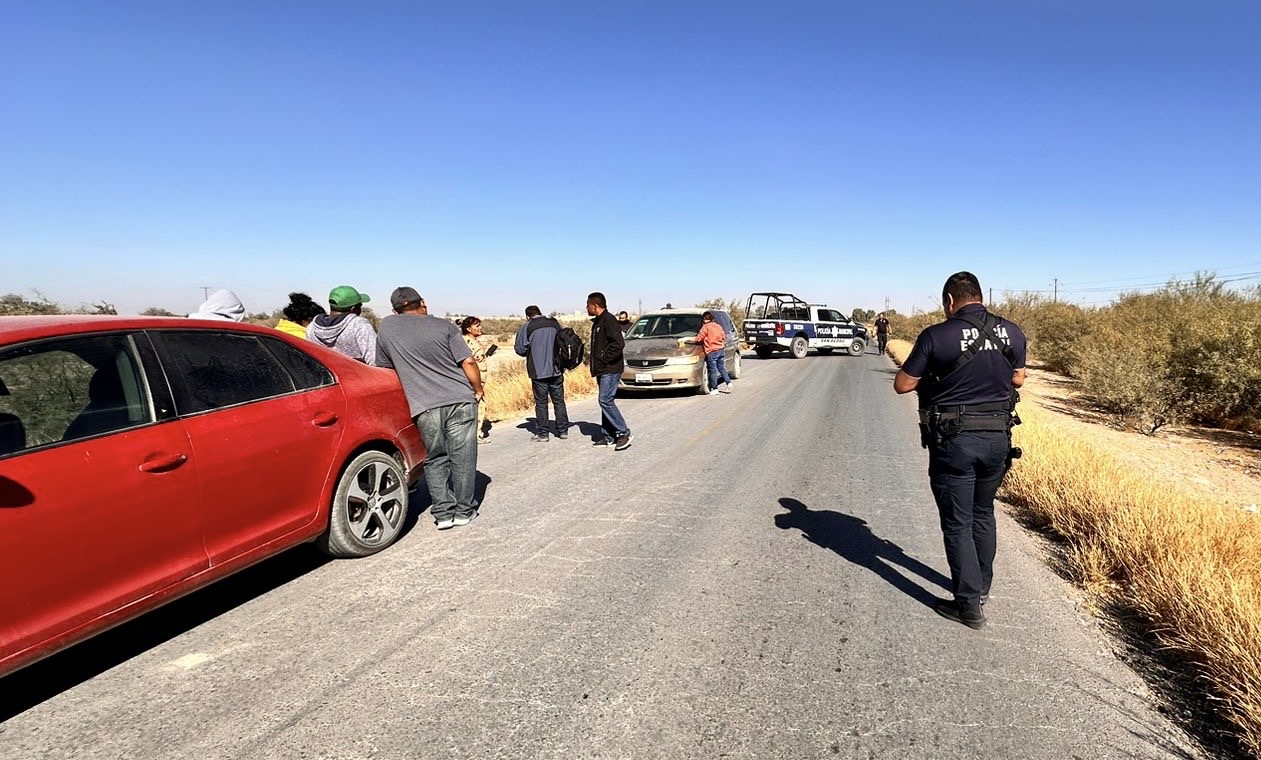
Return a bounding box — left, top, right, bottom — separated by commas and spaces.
773, 497, 949, 607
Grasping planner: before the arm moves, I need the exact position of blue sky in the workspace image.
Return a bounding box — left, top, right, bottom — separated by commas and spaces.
3, 1, 1258, 317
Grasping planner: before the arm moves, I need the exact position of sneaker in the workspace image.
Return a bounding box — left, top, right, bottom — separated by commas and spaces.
707, 388, 719, 395
934, 598, 986, 629
555, 431, 568, 440
593, 436, 616, 447
435, 517, 456, 530
452, 510, 478, 527
614, 433, 633, 451
980, 594, 989, 606
477, 436, 491, 445
530, 432, 549, 442
719, 383, 732, 394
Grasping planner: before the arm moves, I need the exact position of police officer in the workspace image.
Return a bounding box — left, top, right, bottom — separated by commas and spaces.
893, 272, 1027, 629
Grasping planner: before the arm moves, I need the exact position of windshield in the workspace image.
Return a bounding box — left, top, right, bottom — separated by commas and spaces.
627, 314, 704, 339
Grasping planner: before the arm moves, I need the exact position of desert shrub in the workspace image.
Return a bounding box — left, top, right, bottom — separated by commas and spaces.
1071, 277, 1261, 433
887, 310, 939, 343
992, 294, 1092, 375
0, 293, 64, 316
1167, 298, 1261, 429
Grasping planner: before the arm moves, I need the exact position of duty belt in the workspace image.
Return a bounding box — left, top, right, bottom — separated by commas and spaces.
918, 403, 1015, 448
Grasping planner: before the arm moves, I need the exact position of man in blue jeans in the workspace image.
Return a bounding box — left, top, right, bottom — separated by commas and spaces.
514, 304, 570, 442
376, 286, 484, 530
587, 291, 632, 451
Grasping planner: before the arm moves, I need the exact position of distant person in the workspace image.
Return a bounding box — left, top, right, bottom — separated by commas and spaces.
696, 310, 733, 395
308, 285, 377, 365
894, 272, 1026, 630
514, 305, 569, 442
460, 315, 495, 443
616, 311, 633, 335
189, 289, 246, 322
875, 313, 891, 354
377, 287, 484, 530
276, 292, 325, 338
587, 291, 631, 450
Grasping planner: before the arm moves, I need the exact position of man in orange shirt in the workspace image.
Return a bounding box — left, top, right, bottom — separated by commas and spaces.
696, 311, 733, 395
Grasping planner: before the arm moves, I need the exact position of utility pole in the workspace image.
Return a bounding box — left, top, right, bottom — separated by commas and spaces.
200, 286, 211, 301
884, 296, 889, 312
1052, 278, 1058, 302
988, 288, 992, 304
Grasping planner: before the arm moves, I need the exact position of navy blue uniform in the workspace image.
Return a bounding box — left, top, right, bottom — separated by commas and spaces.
902, 304, 1026, 608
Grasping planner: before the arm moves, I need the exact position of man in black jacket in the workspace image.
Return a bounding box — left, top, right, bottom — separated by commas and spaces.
587, 291, 632, 450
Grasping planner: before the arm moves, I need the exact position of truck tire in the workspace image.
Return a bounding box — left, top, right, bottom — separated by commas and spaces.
849, 338, 866, 356
790, 336, 808, 359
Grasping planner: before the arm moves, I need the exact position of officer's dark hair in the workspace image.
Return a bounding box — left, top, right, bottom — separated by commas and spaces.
587, 292, 607, 309
525, 305, 542, 318
459, 315, 481, 334
942, 272, 983, 305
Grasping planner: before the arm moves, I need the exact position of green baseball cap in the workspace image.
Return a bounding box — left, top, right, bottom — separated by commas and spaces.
328, 285, 370, 309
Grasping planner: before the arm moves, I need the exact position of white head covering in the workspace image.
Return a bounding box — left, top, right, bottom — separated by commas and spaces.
189, 289, 246, 322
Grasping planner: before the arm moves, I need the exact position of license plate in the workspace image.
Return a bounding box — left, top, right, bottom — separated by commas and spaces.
635, 373, 653, 384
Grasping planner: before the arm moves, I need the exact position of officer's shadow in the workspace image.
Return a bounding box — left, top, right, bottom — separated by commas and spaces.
773, 497, 949, 608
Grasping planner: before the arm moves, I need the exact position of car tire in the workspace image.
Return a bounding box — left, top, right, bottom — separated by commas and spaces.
318, 450, 409, 558
729, 352, 742, 379
695, 363, 710, 395
790, 336, 808, 359
755, 345, 773, 359
817, 347, 834, 355
849, 338, 866, 356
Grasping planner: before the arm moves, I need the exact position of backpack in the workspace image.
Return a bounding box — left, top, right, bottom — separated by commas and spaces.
554, 327, 586, 371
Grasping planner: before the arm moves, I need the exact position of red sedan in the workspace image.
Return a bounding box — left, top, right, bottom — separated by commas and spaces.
0, 316, 424, 677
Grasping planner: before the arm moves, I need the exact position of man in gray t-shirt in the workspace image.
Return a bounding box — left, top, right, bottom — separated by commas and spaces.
376, 287, 485, 530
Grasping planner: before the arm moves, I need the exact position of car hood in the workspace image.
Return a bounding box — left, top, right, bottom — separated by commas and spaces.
623, 336, 699, 359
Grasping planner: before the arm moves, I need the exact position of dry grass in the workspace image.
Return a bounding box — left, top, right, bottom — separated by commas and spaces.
887, 337, 1261, 754
481, 352, 598, 422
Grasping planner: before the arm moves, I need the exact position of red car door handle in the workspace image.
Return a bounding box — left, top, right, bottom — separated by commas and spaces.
139, 453, 188, 473
312, 412, 339, 427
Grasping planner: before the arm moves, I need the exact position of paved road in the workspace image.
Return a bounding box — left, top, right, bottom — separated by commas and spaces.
1, 350, 1202, 759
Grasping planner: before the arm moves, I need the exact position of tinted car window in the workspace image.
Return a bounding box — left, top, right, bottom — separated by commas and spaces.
261, 336, 334, 391
713, 312, 735, 334
0, 333, 152, 455
152, 331, 296, 415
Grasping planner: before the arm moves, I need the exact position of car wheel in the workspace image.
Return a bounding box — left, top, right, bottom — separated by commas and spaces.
695, 362, 710, 395
318, 450, 408, 558
817, 347, 834, 355
729, 352, 742, 379
849, 338, 866, 355
755, 345, 773, 359
790, 336, 808, 359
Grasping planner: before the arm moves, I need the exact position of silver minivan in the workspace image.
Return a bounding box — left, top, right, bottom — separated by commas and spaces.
619, 308, 742, 395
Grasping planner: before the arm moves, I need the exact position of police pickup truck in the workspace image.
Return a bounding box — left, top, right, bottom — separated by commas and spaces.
743, 292, 868, 359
